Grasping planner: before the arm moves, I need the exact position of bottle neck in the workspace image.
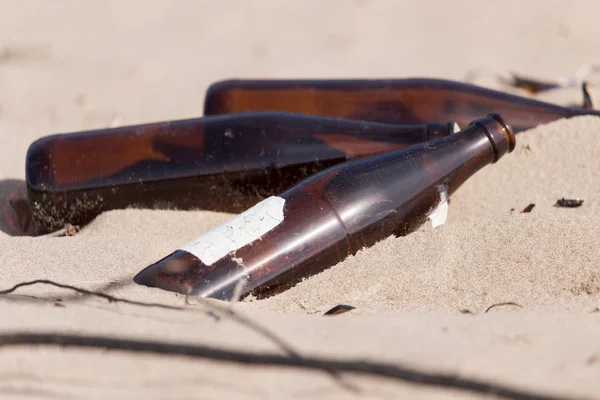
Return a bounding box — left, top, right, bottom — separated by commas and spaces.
317, 114, 511, 226
421, 123, 497, 197
415, 113, 513, 201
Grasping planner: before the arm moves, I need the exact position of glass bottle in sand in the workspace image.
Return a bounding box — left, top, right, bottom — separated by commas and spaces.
203, 77, 599, 133
25, 111, 459, 234
133, 113, 516, 301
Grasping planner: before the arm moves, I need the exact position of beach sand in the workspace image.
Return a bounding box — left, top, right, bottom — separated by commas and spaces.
1, 1, 599, 399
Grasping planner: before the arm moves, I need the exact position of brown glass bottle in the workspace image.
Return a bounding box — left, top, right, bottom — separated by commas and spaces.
203, 78, 600, 132
25, 111, 458, 234
133, 113, 516, 301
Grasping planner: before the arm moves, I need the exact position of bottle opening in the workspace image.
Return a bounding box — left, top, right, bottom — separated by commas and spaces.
487, 113, 516, 153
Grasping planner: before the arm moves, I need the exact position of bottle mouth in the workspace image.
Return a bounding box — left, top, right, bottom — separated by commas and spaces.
487, 113, 516, 153
468, 113, 516, 163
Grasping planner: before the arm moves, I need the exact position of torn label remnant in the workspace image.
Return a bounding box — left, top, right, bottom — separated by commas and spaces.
179, 196, 285, 265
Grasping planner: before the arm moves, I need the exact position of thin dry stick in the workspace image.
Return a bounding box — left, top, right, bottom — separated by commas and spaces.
485, 302, 523, 313
0, 280, 296, 356
0, 331, 576, 400
0, 279, 356, 392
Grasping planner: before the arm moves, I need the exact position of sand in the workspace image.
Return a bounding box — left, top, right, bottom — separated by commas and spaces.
1, 1, 600, 399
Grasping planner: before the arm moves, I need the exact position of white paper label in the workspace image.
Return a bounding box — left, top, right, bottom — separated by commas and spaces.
427, 185, 449, 228
428, 200, 448, 228
179, 196, 286, 265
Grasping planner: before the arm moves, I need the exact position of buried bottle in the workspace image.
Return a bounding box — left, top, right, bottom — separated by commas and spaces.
133, 113, 516, 301
203, 77, 600, 133
25, 111, 459, 235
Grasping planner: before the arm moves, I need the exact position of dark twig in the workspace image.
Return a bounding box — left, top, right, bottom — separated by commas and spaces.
0, 279, 356, 392
0, 280, 173, 308
323, 304, 355, 316
0, 280, 296, 356
0, 331, 576, 400
485, 302, 523, 313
